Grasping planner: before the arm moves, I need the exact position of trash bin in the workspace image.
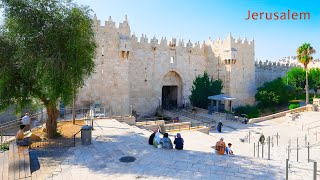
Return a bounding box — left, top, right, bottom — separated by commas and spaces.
81, 125, 92, 145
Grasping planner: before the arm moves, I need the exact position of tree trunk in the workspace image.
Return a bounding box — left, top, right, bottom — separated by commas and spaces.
306, 69, 309, 104
46, 105, 60, 139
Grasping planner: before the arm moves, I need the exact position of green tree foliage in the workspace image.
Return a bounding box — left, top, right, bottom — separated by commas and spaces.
309, 68, 320, 97
234, 105, 260, 119
296, 43, 316, 104
0, 0, 96, 138
255, 78, 289, 108
189, 71, 222, 109
286, 67, 306, 92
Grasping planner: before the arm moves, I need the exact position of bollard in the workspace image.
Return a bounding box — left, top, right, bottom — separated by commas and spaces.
287, 145, 290, 160
308, 142, 310, 163
254, 143, 256, 157
268, 136, 271, 160
268, 136, 270, 160
314, 161, 317, 180
262, 142, 264, 158
277, 132, 279, 146
305, 134, 307, 147
258, 141, 260, 158
297, 137, 299, 162
286, 159, 289, 180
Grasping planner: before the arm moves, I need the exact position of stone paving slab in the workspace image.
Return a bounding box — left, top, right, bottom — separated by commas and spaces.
45, 119, 288, 180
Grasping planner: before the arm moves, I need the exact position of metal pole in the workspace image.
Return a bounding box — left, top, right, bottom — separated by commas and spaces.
268, 136, 271, 160
297, 137, 299, 162
0, 131, 2, 148
262, 142, 264, 158
288, 145, 290, 160
305, 134, 307, 147
286, 159, 289, 180
258, 141, 260, 158
308, 142, 310, 163
314, 161, 317, 180
254, 143, 256, 157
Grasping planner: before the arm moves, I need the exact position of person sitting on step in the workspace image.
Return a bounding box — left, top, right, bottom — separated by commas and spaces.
153, 132, 162, 148
174, 133, 184, 150
148, 130, 157, 145
16, 125, 30, 146
161, 133, 173, 149
225, 143, 234, 155
215, 137, 226, 155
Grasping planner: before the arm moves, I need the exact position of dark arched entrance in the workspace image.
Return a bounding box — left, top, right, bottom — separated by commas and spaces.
161, 71, 183, 110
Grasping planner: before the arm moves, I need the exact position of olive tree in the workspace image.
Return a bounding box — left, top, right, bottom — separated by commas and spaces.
0, 0, 96, 138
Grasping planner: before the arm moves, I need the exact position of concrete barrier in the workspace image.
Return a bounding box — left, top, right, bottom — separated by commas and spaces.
114, 116, 136, 125
249, 105, 311, 123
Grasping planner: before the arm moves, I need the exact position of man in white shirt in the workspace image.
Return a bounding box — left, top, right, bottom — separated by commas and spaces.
21, 113, 31, 131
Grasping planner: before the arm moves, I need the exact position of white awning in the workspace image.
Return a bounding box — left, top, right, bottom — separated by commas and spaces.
207, 94, 236, 101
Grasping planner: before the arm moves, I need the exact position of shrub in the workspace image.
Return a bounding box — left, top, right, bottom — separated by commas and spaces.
234, 105, 260, 119
289, 101, 300, 110
255, 78, 289, 108
289, 104, 300, 110
189, 71, 222, 109
0, 143, 9, 151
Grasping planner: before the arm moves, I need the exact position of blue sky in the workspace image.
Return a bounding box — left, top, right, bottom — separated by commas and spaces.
0, 0, 318, 61
74, 0, 319, 61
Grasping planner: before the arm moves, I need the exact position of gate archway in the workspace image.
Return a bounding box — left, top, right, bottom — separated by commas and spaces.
161, 71, 183, 110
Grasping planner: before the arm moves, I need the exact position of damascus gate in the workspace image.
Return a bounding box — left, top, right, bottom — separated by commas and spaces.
76, 15, 256, 116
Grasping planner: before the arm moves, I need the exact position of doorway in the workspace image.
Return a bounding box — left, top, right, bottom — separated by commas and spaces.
162, 86, 178, 110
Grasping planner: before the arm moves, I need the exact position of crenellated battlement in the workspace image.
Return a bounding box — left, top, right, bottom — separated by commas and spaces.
255, 60, 301, 69
93, 15, 253, 53
255, 60, 301, 87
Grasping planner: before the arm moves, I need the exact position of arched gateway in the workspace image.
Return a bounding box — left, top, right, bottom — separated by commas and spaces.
161, 71, 183, 110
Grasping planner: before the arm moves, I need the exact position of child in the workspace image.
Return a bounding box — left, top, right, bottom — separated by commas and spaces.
225, 143, 234, 155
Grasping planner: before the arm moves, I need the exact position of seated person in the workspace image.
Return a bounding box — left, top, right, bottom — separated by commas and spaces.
215, 137, 226, 155
16, 125, 30, 146
153, 132, 162, 148
161, 133, 173, 149
148, 131, 157, 145
173, 117, 179, 123
174, 133, 184, 150
225, 143, 234, 155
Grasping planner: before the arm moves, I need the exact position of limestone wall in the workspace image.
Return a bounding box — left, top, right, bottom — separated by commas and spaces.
255, 61, 299, 88
76, 15, 256, 116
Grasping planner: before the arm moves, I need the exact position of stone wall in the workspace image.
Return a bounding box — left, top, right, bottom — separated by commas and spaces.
255, 60, 299, 88
76, 15, 256, 116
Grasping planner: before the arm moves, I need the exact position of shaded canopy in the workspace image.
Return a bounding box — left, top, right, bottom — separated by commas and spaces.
208, 94, 236, 101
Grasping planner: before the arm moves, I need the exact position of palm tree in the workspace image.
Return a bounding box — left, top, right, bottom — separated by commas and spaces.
296, 43, 316, 104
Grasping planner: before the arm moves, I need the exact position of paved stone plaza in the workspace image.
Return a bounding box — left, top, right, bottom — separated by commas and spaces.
41, 111, 319, 180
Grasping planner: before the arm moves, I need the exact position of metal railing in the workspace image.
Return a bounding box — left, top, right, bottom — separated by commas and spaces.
285, 159, 318, 180
302, 119, 320, 130
0, 110, 47, 131
29, 128, 82, 149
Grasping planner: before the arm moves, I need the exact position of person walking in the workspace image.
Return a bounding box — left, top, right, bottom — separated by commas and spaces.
217, 120, 223, 133
259, 133, 265, 145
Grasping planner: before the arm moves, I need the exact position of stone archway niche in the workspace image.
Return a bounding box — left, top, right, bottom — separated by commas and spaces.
161, 71, 183, 110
